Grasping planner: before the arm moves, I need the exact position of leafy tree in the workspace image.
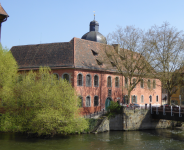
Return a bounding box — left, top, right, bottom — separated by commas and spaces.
1, 67, 88, 136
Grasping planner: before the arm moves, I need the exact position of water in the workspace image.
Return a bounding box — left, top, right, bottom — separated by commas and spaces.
1, 129, 184, 150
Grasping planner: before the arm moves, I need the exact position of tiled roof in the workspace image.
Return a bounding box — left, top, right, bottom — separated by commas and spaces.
0, 4, 9, 17
11, 39, 74, 69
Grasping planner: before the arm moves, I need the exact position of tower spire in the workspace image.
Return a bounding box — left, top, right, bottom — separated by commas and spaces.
93, 11, 95, 20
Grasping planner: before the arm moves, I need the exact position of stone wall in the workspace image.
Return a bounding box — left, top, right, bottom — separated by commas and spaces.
94, 116, 109, 133
110, 108, 176, 131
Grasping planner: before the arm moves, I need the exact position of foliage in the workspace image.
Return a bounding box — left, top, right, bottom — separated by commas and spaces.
1, 67, 88, 136
106, 101, 122, 118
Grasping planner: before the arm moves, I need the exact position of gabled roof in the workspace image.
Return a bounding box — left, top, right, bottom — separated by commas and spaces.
11, 39, 74, 69
0, 4, 9, 17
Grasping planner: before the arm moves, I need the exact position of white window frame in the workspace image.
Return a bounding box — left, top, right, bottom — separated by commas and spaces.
86, 96, 91, 107
141, 95, 144, 103
77, 73, 83, 86
115, 76, 119, 88
86, 74, 91, 87
107, 76, 112, 87
94, 74, 99, 87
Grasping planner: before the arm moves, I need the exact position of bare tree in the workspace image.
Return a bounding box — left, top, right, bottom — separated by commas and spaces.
102, 26, 157, 104
146, 22, 184, 105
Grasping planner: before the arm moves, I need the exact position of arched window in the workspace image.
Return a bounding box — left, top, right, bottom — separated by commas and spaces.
115, 77, 119, 87
107, 76, 111, 87
94, 75, 99, 87
62, 73, 69, 82
78, 96, 83, 107
86, 96, 90, 107
53, 73, 59, 80
133, 78, 136, 88
86, 74, 91, 87
77, 73, 83, 86
131, 95, 137, 103
149, 95, 152, 103
141, 95, 144, 103
153, 80, 156, 89
140, 79, 144, 88
156, 95, 158, 102
125, 77, 128, 88
94, 96, 98, 106
147, 79, 151, 89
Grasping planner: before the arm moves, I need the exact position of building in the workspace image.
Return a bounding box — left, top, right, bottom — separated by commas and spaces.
10, 19, 162, 115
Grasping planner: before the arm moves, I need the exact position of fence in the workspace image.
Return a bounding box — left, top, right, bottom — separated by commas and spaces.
84, 109, 107, 118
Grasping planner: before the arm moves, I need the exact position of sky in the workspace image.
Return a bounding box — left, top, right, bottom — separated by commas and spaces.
1, 0, 184, 49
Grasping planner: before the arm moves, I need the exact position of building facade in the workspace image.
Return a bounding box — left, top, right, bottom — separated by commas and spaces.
10, 19, 162, 115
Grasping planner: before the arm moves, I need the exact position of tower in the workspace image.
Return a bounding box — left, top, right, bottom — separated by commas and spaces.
0, 4, 9, 43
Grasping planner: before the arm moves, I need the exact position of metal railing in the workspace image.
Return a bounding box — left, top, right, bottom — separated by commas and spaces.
84, 109, 107, 118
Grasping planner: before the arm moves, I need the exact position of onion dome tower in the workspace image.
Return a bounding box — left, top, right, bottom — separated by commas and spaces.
0, 4, 9, 43
81, 14, 107, 44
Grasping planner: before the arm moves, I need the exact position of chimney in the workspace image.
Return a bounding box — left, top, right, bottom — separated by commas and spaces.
112, 44, 120, 54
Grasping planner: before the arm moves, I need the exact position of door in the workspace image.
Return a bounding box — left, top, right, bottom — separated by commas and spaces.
105, 97, 112, 110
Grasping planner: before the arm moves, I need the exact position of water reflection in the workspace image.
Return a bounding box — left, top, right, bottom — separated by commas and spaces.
1, 129, 184, 150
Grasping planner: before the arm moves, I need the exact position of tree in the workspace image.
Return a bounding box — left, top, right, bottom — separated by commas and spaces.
1, 67, 88, 136
103, 26, 156, 103
0, 45, 17, 101
147, 22, 184, 105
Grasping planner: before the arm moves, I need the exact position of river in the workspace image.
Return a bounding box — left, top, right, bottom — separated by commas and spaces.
1, 129, 184, 150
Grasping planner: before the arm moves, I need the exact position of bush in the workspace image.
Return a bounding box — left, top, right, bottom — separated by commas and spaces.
106, 101, 122, 118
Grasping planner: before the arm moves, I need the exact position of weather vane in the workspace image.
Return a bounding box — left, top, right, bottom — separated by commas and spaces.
93, 11, 95, 20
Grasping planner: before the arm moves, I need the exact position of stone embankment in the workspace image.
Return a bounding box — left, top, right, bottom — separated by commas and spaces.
93, 107, 178, 133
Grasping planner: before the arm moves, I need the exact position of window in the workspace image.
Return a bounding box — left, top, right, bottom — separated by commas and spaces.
147, 79, 151, 89
115, 77, 119, 87
53, 73, 59, 80
78, 96, 83, 107
141, 95, 144, 103
96, 59, 103, 65
141, 79, 144, 88
91, 50, 98, 56
133, 78, 136, 88
149, 95, 152, 103
156, 95, 158, 102
86, 96, 90, 107
94, 96, 99, 106
131, 95, 137, 103
153, 80, 156, 89
62, 73, 69, 82
94, 75, 99, 87
108, 89, 112, 97
107, 76, 112, 87
77, 73, 83, 86
86, 74, 91, 87
125, 77, 128, 88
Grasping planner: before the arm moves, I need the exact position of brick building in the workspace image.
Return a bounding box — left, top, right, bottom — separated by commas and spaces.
10, 19, 162, 115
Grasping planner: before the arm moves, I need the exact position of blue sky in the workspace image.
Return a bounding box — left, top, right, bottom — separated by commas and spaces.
1, 0, 184, 49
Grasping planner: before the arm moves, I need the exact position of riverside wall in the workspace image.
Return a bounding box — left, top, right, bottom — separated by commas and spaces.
109, 108, 176, 131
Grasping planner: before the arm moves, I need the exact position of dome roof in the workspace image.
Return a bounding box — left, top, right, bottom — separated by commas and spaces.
81, 20, 107, 44
82, 31, 107, 44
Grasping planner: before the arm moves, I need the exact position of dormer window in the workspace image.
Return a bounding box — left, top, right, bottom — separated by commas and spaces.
96, 59, 103, 66
91, 50, 98, 56
111, 62, 116, 67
